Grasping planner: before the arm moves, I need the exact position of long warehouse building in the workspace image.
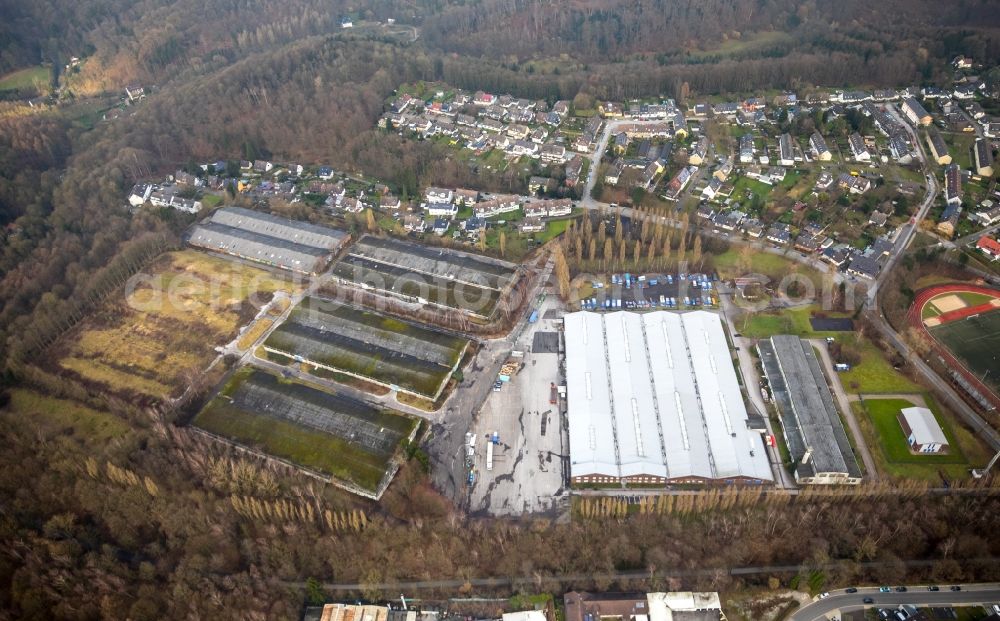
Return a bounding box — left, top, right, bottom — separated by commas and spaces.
564, 310, 773, 486
758, 335, 862, 485
188, 206, 348, 274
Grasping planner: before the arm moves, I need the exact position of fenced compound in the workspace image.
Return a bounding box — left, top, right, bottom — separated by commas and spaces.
193, 369, 418, 496
264, 297, 470, 400
330, 236, 519, 319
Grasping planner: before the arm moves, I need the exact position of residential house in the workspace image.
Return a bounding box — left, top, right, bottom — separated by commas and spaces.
519, 217, 546, 233
695, 203, 716, 221
953, 82, 981, 100
901, 97, 932, 126
713, 159, 734, 182
889, 134, 913, 163
809, 132, 832, 161
976, 235, 1000, 260
815, 171, 834, 190
953, 55, 973, 69
739, 134, 755, 163
937, 202, 962, 238
688, 136, 708, 166
701, 177, 723, 200
474, 197, 520, 218
454, 188, 479, 206
148, 190, 201, 214
379, 194, 402, 211
715, 209, 745, 231
565, 156, 584, 187
922, 86, 946, 99
663, 165, 694, 198
432, 218, 450, 236
426, 202, 458, 217
598, 101, 624, 118
528, 176, 552, 194
506, 124, 529, 140
974, 139, 994, 177
765, 225, 791, 246
540, 144, 566, 164
944, 164, 962, 205
822, 245, 851, 268
926, 130, 951, 165
848, 133, 870, 162
868, 211, 888, 227
473, 91, 496, 106
403, 214, 426, 233
425, 187, 454, 204
970, 205, 1000, 226
778, 133, 795, 166
606, 159, 625, 185
127, 183, 154, 207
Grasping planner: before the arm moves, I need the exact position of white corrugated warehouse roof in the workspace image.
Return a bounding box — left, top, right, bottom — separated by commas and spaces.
564, 310, 772, 482
900, 407, 948, 446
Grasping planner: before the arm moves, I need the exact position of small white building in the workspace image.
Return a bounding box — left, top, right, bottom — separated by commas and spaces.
899, 407, 949, 453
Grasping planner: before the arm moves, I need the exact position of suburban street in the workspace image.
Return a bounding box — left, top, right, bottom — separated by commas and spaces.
791, 584, 1000, 621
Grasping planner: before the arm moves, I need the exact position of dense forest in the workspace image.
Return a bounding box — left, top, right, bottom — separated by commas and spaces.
3, 0, 1000, 618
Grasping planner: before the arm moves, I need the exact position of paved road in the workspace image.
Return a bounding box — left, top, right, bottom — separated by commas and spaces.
718, 289, 796, 489
808, 338, 880, 481
791, 584, 1000, 621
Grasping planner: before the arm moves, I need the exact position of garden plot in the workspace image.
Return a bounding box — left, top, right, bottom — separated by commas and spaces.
331, 236, 518, 318
263, 297, 470, 399
193, 368, 418, 496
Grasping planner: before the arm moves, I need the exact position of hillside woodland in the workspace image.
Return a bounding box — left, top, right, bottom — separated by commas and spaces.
2, 0, 1000, 618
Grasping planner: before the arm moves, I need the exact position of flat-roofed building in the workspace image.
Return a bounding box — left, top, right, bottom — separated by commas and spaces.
758, 335, 863, 484
564, 311, 773, 486
899, 407, 949, 453
565, 591, 723, 621
188, 206, 347, 274
321, 604, 389, 621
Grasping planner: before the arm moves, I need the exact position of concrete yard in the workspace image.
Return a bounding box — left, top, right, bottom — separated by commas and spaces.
468, 295, 569, 516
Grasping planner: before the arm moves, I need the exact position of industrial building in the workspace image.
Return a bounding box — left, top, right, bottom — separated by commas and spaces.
565, 591, 723, 621
188, 206, 348, 274
899, 406, 949, 453
564, 310, 773, 486
758, 335, 862, 485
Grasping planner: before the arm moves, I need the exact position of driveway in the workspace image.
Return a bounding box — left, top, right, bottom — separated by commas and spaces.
807, 338, 880, 481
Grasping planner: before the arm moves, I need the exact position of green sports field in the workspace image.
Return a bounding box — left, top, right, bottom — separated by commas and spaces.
929, 308, 1000, 396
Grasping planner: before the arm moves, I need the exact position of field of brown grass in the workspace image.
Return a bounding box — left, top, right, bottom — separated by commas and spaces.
54, 250, 295, 402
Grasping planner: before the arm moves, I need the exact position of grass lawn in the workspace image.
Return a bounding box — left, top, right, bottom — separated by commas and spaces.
201, 194, 223, 209
57, 250, 294, 401
836, 337, 922, 394
2, 389, 129, 443
711, 248, 822, 282
533, 218, 571, 244
853, 395, 992, 483
735, 304, 851, 339
941, 132, 976, 170
0, 65, 50, 92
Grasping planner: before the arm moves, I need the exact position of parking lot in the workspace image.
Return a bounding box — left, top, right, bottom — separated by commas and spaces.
468, 295, 569, 516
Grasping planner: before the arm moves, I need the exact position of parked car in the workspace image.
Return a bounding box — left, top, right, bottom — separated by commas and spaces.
895, 586, 907, 592
819, 593, 830, 599
950, 586, 962, 591
927, 586, 939, 591
879, 587, 891, 593
863, 597, 874, 604
846, 588, 858, 593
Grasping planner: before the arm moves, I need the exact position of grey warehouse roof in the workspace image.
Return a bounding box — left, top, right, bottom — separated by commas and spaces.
759, 335, 862, 479
564, 310, 773, 482
189, 221, 329, 273
210, 206, 347, 250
